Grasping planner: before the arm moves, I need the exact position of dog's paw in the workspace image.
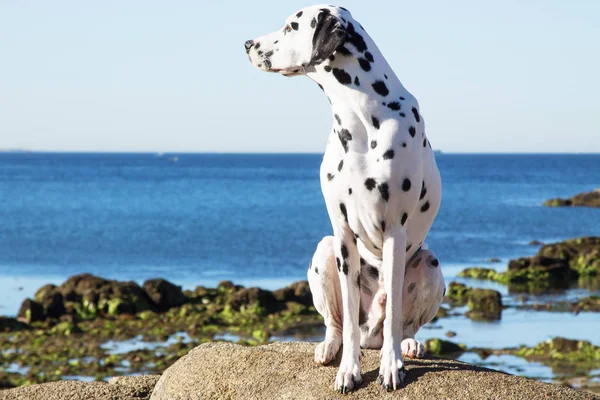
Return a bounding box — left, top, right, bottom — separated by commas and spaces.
378, 345, 406, 391
401, 338, 425, 359
334, 356, 362, 394
314, 339, 341, 365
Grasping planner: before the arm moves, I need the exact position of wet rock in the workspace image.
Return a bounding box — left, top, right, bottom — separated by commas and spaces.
544, 189, 600, 208
458, 237, 600, 292
228, 287, 278, 314
273, 280, 312, 307
424, 338, 465, 356
143, 279, 186, 311
444, 282, 471, 306
466, 289, 502, 321
0, 316, 29, 332
17, 298, 45, 323
34, 285, 65, 319
512, 337, 600, 372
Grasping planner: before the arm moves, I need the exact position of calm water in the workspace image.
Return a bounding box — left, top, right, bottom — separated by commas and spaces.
1, 153, 600, 333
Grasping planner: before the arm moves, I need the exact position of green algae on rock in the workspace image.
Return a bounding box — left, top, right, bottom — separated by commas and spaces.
424, 338, 466, 356
458, 237, 600, 292
444, 282, 503, 321
544, 189, 600, 208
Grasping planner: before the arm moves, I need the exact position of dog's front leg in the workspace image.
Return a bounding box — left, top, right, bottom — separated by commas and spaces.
333, 228, 362, 394
378, 223, 407, 391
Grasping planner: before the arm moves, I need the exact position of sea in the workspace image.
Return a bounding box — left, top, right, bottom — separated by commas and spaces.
1, 152, 600, 380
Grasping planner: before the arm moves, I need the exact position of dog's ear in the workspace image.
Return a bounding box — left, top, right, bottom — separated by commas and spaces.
309, 12, 346, 66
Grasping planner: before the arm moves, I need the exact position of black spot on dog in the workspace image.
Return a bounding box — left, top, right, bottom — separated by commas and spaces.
274, 40, 278, 44
371, 140, 377, 149
311, 18, 317, 28
255, 42, 261, 50
324, 65, 332, 72
348, 187, 353, 195
364, 51, 374, 62
378, 183, 389, 202
399, 112, 406, 118
372, 80, 389, 96
336, 257, 341, 271
342, 262, 348, 275
384, 74, 388, 79
336, 46, 352, 56
365, 178, 376, 191
296, 11, 303, 18
423, 138, 427, 147
407, 282, 416, 294
358, 58, 371, 71
409, 126, 416, 137
412, 107, 420, 122
383, 149, 394, 160
264, 50, 273, 58
402, 178, 411, 192
332, 68, 352, 85
291, 22, 299, 30
346, 22, 367, 52
399, 96, 405, 100
387, 102, 401, 111
329, 55, 335, 61
371, 116, 380, 129
338, 129, 352, 152
420, 181, 427, 200
421, 201, 430, 212
338, 159, 343, 171
264, 59, 272, 69
340, 202, 348, 222
334, 114, 341, 125
408, 257, 421, 269
341, 244, 349, 259
327, 173, 334, 181
381, 220, 386, 232
354, 76, 360, 86
368, 265, 379, 279
401, 213, 408, 225
315, 266, 319, 274
402, 142, 407, 148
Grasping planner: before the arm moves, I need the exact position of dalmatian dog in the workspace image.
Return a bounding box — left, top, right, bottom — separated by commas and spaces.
245, 4, 444, 393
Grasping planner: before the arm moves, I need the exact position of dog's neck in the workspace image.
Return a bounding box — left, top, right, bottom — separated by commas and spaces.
306, 30, 412, 145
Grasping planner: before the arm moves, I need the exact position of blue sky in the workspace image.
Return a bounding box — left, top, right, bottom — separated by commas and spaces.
1, 0, 598, 153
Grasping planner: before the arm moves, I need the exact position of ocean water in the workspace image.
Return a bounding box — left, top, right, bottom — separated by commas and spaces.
1, 153, 600, 318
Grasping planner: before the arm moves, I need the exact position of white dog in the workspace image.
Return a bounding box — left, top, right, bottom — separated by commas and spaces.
246, 5, 444, 393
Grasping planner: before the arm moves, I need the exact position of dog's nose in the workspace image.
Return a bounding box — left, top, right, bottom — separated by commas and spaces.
244, 40, 254, 53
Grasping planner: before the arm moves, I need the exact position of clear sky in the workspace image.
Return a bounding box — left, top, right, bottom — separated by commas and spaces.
1, 0, 598, 153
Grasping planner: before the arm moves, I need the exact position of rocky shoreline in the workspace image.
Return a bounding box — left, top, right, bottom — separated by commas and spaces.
544, 189, 600, 208
1, 236, 599, 395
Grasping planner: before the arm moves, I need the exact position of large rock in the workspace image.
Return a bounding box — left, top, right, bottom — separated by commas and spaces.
149, 342, 591, 400
16, 298, 45, 324
0, 316, 29, 332
544, 189, 600, 208
0, 375, 160, 400
143, 279, 186, 311
273, 280, 313, 307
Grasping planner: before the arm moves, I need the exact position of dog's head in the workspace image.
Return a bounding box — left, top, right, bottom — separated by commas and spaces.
244, 5, 348, 76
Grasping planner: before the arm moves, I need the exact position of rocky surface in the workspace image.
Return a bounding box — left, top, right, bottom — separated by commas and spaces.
0, 375, 160, 400
458, 237, 600, 292
444, 282, 503, 320
0, 276, 321, 388
544, 190, 600, 208
147, 342, 594, 400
